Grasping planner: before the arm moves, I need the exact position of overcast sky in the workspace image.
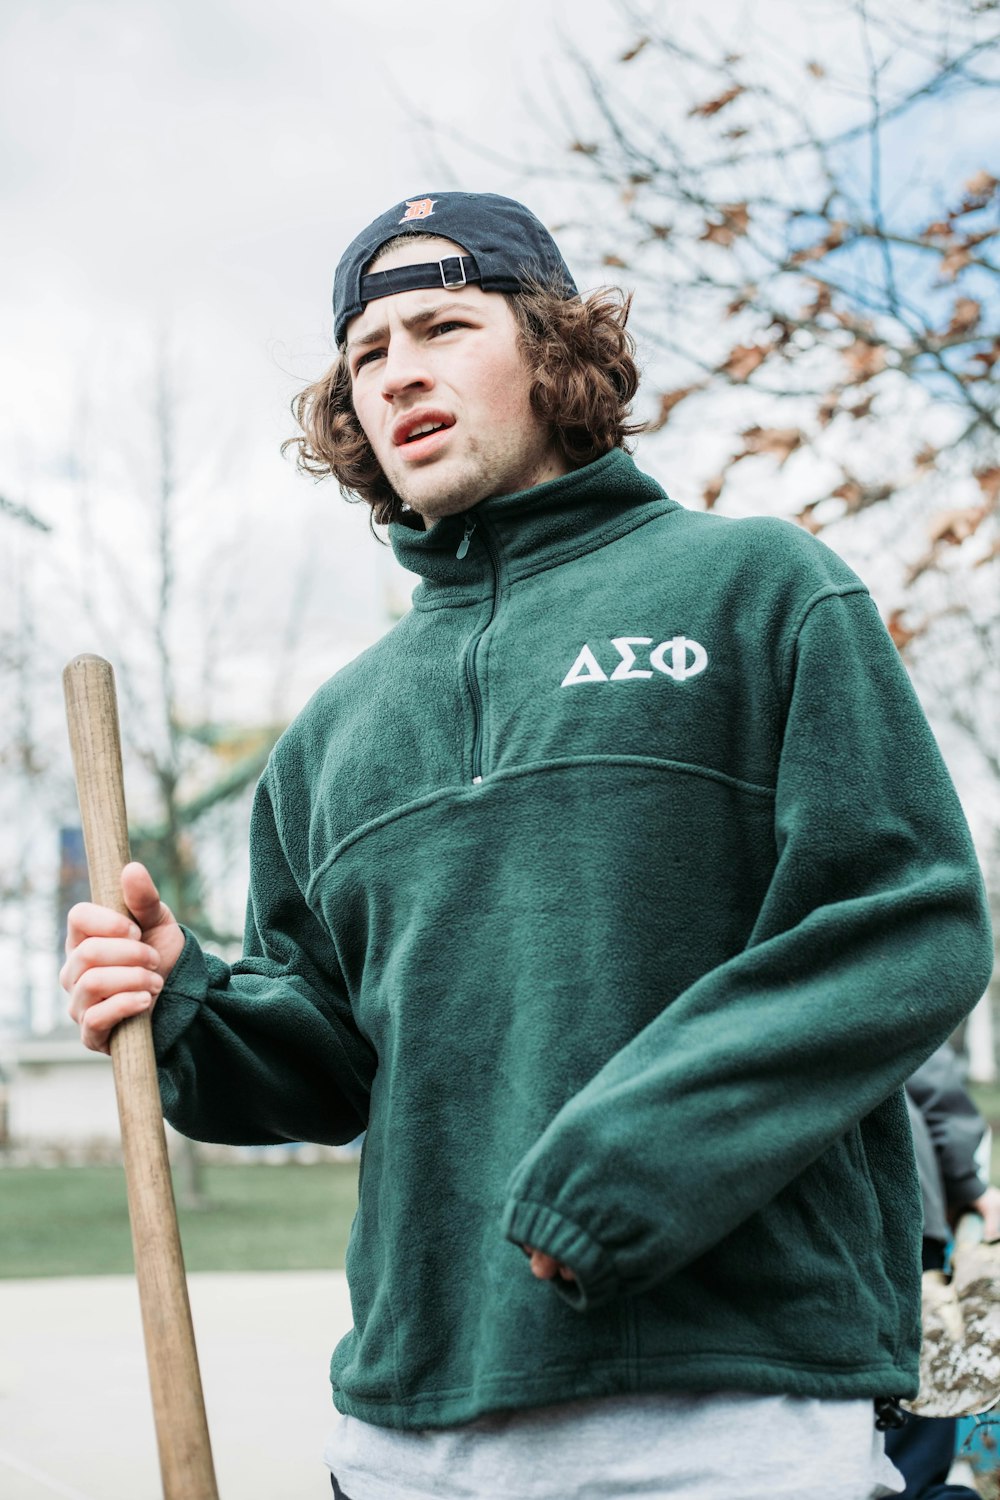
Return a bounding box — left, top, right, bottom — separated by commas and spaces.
1, 0, 992, 716
0, 0, 627, 486
0, 0, 654, 710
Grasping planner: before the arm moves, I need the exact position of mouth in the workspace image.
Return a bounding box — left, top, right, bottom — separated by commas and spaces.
393, 411, 456, 450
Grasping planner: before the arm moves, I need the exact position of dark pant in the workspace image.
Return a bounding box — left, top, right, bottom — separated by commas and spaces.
884, 1414, 979, 1500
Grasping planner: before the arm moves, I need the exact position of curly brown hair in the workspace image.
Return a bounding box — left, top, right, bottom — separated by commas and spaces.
283, 282, 644, 528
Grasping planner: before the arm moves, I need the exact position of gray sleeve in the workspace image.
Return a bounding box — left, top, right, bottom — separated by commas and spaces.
905, 1043, 989, 1213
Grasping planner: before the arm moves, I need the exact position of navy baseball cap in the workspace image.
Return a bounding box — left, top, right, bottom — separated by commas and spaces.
332, 191, 578, 346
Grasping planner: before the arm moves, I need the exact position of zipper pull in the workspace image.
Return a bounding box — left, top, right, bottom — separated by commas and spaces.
456, 520, 475, 560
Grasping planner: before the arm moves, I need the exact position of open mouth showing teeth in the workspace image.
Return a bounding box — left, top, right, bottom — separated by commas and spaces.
405, 423, 448, 443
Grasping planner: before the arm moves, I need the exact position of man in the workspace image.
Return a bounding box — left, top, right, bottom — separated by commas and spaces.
62, 192, 993, 1499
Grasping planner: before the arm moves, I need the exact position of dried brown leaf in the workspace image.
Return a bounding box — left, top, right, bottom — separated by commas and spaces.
647, 385, 700, 433
701, 220, 737, 248
845, 395, 874, 420
971, 339, 1000, 372
768, 316, 797, 349
960, 170, 999, 211
602, 253, 629, 268
831, 478, 893, 513
788, 221, 848, 266
720, 343, 770, 381
887, 609, 921, 652
736, 426, 804, 466
620, 37, 651, 63
947, 297, 982, 336
927, 506, 989, 546
796, 503, 825, 535
914, 444, 938, 470
939, 244, 973, 280
806, 60, 826, 78
720, 202, 750, 234
965, 170, 998, 199
726, 285, 757, 317
975, 466, 1000, 504
831, 478, 863, 509
817, 392, 840, 427
703, 475, 725, 508
700, 203, 750, 247
648, 223, 672, 241
569, 141, 599, 156
842, 340, 887, 382
688, 85, 745, 118
801, 281, 833, 318
723, 126, 750, 141
919, 221, 954, 242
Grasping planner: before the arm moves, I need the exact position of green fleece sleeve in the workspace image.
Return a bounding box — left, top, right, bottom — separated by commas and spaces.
502, 588, 993, 1308
151, 775, 375, 1146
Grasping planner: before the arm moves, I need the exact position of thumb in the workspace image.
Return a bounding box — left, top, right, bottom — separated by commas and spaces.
121, 861, 173, 933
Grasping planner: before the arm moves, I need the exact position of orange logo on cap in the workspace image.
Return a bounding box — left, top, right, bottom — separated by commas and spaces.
399, 198, 436, 223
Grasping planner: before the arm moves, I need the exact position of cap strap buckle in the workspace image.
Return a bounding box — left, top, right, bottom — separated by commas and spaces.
439, 256, 468, 289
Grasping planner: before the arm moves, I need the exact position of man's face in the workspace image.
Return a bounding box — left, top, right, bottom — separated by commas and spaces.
346, 235, 569, 525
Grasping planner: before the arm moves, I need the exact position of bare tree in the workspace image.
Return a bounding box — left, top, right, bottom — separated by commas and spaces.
539, 1, 997, 575
512, 0, 999, 807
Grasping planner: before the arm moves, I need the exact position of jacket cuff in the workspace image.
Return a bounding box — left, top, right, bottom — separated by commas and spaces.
946, 1170, 988, 1211
501, 1197, 620, 1310
150, 927, 209, 1056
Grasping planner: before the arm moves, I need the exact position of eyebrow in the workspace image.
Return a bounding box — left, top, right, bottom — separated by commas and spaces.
346, 300, 481, 355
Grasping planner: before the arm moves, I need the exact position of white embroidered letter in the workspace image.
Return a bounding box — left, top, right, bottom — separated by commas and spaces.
561, 645, 608, 687
609, 637, 654, 680
650, 636, 708, 681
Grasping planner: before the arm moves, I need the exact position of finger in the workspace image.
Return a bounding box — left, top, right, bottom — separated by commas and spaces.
121, 862, 171, 933
558, 1265, 577, 1282
68, 964, 164, 1023
79, 991, 154, 1055
528, 1250, 560, 1280
60, 938, 161, 992
66, 901, 142, 954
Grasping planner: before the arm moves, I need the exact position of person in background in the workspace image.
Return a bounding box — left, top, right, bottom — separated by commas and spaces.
886, 1043, 1000, 1500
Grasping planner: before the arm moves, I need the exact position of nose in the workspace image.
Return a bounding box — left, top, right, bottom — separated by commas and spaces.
380, 334, 432, 403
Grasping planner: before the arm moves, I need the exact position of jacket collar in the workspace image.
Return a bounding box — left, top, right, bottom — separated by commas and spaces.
389, 450, 676, 599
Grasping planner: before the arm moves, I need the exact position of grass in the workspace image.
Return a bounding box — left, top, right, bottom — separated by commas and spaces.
6, 1091, 1000, 1281
0, 1160, 360, 1279
970, 1080, 1000, 1129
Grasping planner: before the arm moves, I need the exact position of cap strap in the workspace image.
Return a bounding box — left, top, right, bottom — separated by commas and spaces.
360, 255, 482, 306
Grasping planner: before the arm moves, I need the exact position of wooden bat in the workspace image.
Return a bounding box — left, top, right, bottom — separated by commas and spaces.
63, 654, 219, 1500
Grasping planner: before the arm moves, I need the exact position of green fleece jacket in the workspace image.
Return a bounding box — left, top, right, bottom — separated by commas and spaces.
153, 449, 993, 1429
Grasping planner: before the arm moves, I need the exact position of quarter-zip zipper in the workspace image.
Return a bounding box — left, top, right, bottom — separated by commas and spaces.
456, 520, 475, 560
460, 519, 499, 783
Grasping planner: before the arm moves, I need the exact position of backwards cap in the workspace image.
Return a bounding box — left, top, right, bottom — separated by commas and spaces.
333, 191, 578, 346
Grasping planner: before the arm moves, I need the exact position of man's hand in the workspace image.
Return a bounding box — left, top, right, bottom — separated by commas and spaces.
60, 862, 184, 1055
524, 1246, 577, 1283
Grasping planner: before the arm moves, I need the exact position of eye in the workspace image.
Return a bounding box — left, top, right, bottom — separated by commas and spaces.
429, 320, 467, 337
353, 347, 385, 374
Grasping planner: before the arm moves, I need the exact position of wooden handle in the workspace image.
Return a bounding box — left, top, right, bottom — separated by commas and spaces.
63, 654, 219, 1500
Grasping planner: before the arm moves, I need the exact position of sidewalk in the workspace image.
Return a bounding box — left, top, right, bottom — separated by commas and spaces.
0, 1270, 353, 1499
